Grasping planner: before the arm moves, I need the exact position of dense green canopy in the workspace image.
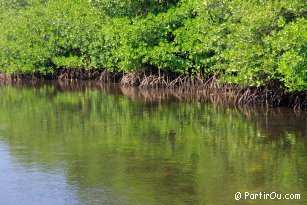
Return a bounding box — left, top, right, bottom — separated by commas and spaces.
0, 0, 306, 91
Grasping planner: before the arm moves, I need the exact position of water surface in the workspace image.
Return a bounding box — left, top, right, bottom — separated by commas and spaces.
0, 81, 306, 205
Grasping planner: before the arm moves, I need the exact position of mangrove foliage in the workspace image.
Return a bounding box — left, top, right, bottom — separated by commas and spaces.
0, 0, 306, 92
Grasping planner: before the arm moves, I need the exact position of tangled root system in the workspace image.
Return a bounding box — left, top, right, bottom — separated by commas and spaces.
1, 69, 306, 109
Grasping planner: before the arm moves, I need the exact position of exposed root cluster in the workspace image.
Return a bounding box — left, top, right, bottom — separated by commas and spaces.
54, 69, 100, 80
119, 72, 306, 109
139, 74, 168, 88
120, 72, 142, 86
0, 72, 9, 86
53, 69, 122, 83
0, 69, 306, 109
0, 72, 45, 85
0, 72, 6, 80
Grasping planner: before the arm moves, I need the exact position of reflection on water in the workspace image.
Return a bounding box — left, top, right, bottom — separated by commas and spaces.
0, 143, 78, 205
0, 81, 306, 205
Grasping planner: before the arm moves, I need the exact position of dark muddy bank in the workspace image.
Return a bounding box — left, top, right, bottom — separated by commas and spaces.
1, 69, 306, 109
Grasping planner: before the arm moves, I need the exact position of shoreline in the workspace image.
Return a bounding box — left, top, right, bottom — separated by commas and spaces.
1, 69, 306, 109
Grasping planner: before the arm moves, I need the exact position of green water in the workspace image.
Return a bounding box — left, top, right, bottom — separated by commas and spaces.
0, 81, 306, 205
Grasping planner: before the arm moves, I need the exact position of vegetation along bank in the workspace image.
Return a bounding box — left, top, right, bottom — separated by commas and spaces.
0, 0, 306, 108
